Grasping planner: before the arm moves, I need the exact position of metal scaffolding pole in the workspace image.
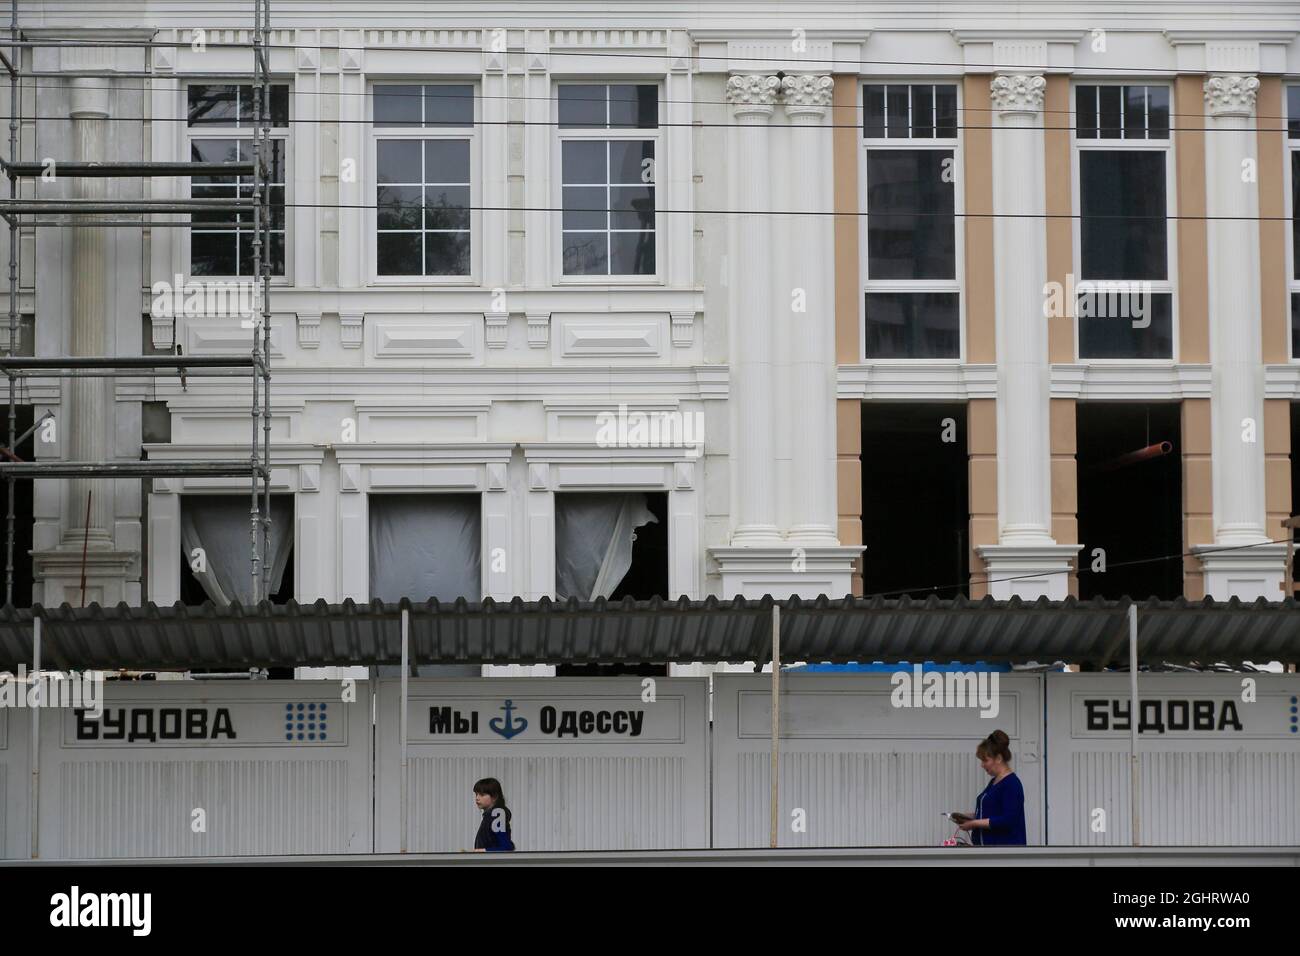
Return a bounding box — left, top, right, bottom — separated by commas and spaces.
259, 0, 273, 601
0, 1, 272, 606
5, 0, 16, 606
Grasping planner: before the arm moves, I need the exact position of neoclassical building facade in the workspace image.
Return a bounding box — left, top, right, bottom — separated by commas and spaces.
5, 1, 1299, 609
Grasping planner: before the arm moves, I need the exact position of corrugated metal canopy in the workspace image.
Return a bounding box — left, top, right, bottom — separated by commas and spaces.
1, 595, 1299, 670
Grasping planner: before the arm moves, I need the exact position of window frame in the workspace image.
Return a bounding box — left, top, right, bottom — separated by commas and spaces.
1070, 80, 1179, 364
366, 80, 481, 287
1286, 83, 1300, 361
858, 79, 966, 363
182, 80, 293, 285
552, 79, 664, 285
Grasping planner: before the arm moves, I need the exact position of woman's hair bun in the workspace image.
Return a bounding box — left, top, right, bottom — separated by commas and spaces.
976, 729, 1013, 762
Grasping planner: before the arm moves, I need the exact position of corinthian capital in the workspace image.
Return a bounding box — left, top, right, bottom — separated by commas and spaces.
1203, 74, 1259, 118
780, 74, 834, 114
990, 72, 1046, 116
726, 74, 780, 114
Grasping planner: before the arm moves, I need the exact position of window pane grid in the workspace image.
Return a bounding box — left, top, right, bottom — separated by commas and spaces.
376, 138, 471, 277
1076, 84, 1169, 140
559, 84, 658, 277
864, 83, 958, 139
189, 137, 286, 277
862, 84, 961, 359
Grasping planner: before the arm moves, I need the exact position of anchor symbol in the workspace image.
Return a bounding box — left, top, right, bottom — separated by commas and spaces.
489, 699, 528, 740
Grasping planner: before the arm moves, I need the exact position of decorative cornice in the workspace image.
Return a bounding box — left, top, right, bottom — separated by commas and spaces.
780, 74, 834, 113
1203, 73, 1259, 118
990, 72, 1046, 115
725, 73, 780, 113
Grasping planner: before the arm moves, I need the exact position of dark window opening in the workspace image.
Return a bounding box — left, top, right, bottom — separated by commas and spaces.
556, 490, 668, 677
179, 494, 294, 606
860, 403, 969, 599
0, 405, 35, 607
1077, 403, 1182, 600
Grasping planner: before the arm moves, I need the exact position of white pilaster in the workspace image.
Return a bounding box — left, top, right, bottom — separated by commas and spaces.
782, 74, 837, 546
1199, 73, 1281, 599
978, 72, 1078, 599
725, 74, 781, 546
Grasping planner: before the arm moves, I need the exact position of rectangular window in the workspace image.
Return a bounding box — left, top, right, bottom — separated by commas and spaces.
1075, 84, 1169, 140
1289, 86, 1300, 357
373, 84, 475, 278
1074, 84, 1174, 360
862, 83, 960, 359
186, 84, 288, 277
558, 84, 658, 277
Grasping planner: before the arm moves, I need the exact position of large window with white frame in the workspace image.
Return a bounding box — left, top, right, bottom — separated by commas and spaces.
1288, 84, 1300, 359
861, 82, 961, 359
1073, 83, 1175, 360
186, 83, 289, 277
372, 84, 476, 279
557, 83, 659, 278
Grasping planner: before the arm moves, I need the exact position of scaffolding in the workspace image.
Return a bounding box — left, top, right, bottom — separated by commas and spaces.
0, 1, 274, 604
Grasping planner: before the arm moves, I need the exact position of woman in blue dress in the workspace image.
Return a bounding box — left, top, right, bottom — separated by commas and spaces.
957, 729, 1027, 845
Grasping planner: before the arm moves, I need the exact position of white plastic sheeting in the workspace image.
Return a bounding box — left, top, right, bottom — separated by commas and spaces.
555, 493, 657, 600
712, 673, 1045, 847
374, 678, 710, 851
1045, 672, 1300, 846
180, 495, 293, 604
369, 494, 481, 603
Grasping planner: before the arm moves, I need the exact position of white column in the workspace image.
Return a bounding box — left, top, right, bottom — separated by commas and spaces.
725, 74, 781, 546
64, 78, 114, 547
976, 73, 1078, 598
782, 75, 837, 545
1196, 74, 1285, 598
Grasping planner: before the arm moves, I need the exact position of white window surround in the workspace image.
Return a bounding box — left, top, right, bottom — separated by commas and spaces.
334, 444, 515, 603
144, 444, 324, 606
552, 79, 666, 287
522, 443, 701, 601
857, 79, 966, 364
365, 80, 483, 287
1070, 80, 1180, 365
181, 80, 294, 287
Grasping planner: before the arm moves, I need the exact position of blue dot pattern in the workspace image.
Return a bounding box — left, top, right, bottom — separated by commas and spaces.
285, 701, 329, 742
1291, 696, 1297, 734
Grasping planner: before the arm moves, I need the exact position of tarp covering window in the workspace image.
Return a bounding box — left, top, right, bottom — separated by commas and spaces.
556, 492, 658, 600
180, 495, 293, 605
369, 494, 481, 602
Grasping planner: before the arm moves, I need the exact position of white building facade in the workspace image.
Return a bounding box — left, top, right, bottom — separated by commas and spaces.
6, 1, 1300, 611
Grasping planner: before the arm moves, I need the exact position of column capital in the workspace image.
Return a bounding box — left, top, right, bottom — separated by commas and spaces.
990, 72, 1046, 116
725, 73, 780, 115
1203, 73, 1259, 118
780, 74, 833, 116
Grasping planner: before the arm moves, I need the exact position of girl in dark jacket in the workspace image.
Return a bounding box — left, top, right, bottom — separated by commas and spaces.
472, 777, 515, 852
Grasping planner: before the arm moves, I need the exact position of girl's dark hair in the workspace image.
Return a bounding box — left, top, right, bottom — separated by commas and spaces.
976, 730, 1012, 763
473, 777, 508, 811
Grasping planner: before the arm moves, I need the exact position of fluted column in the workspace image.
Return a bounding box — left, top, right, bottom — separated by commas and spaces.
781, 74, 837, 544
991, 73, 1052, 544
1194, 74, 1283, 598
726, 74, 781, 545
1205, 75, 1266, 544
976, 72, 1078, 598
64, 78, 114, 547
